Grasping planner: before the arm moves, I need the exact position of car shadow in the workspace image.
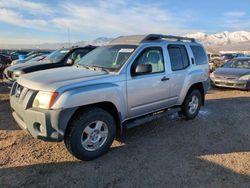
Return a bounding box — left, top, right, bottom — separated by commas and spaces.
0, 100, 20, 130
0, 96, 250, 187
0, 82, 21, 130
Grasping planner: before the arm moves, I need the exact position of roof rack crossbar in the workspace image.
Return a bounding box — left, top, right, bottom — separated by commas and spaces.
143, 34, 195, 43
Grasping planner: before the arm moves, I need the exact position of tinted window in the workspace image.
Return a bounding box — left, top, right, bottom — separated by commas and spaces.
70, 49, 90, 63
132, 47, 164, 75
168, 45, 189, 71
191, 46, 207, 65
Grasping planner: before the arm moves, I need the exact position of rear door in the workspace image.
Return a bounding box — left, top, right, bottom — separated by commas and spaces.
166, 44, 190, 105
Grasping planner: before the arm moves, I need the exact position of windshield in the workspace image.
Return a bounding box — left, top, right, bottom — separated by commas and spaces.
223, 60, 250, 69
44, 49, 69, 63
77, 45, 137, 71
222, 54, 234, 59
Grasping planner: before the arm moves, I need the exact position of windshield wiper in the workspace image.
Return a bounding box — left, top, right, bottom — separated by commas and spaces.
76, 64, 110, 73
75, 64, 90, 69
84, 65, 110, 73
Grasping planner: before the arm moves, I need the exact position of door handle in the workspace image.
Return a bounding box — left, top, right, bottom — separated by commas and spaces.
161, 76, 170, 81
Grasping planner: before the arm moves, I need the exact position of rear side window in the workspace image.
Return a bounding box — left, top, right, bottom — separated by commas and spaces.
168, 45, 190, 71
191, 46, 207, 65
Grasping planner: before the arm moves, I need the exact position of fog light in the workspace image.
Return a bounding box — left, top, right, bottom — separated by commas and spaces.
34, 122, 45, 133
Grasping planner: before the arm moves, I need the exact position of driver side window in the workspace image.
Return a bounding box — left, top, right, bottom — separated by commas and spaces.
70, 49, 89, 63
132, 47, 164, 75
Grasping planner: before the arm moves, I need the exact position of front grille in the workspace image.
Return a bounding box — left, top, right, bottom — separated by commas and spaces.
11, 82, 38, 109
15, 84, 24, 98
226, 83, 234, 86
226, 77, 237, 80
215, 76, 238, 80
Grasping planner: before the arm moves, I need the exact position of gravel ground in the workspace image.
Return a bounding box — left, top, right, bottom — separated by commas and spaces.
0, 80, 249, 188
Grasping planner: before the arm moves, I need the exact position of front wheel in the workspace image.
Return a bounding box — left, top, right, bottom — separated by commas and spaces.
181, 89, 202, 120
64, 107, 116, 161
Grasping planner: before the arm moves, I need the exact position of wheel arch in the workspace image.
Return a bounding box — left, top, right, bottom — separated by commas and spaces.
185, 82, 205, 105
66, 101, 122, 135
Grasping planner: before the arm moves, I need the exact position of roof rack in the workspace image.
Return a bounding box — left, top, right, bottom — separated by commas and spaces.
110, 34, 195, 45
142, 34, 196, 43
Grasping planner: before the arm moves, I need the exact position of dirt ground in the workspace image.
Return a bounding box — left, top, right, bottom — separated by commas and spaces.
0, 80, 249, 188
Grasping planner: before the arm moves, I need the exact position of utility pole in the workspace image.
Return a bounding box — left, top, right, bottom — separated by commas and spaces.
67, 27, 71, 47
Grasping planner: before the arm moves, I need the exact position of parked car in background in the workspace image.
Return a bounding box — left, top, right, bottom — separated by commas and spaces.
10, 50, 30, 60
9, 34, 210, 160
221, 53, 246, 62
24, 54, 48, 64
210, 57, 250, 90
3, 46, 96, 87
208, 53, 224, 72
11, 52, 49, 65
0, 54, 12, 74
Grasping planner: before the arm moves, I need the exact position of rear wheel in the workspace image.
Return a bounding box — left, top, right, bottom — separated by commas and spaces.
64, 107, 116, 161
181, 89, 202, 120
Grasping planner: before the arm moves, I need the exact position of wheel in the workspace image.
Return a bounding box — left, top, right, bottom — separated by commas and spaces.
181, 89, 202, 120
64, 107, 116, 161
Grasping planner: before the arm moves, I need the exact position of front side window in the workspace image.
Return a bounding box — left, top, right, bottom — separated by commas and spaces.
77, 45, 137, 71
132, 47, 164, 75
191, 45, 207, 65
168, 45, 189, 71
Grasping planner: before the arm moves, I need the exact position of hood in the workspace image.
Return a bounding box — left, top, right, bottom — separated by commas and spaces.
214, 68, 250, 78
17, 66, 109, 92
7, 60, 52, 72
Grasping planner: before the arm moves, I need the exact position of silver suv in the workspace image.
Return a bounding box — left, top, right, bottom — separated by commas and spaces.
10, 34, 210, 160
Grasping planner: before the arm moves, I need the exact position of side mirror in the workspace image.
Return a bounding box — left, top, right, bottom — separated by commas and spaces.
135, 64, 152, 74
66, 58, 74, 65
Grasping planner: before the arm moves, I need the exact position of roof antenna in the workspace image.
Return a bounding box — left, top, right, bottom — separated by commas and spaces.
67, 27, 71, 47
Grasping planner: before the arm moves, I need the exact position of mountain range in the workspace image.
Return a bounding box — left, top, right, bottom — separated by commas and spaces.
185, 31, 250, 52
1, 31, 250, 52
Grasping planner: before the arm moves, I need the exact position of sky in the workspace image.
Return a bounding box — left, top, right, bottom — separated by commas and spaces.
0, 0, 250, 44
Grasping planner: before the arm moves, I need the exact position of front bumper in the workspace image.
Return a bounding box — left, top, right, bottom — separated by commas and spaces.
10, 85, 77, 142
211, 78, 250, 90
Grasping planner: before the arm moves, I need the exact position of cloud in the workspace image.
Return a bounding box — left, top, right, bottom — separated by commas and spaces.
0, 0, 198, 38
223, 19, 250, 30
224, 11, 246, 18
0, 0, 52, 15
50, 1, 195, 36
0, 0, 201, 43
222, 11, 250, 30
0, 8, 49, 30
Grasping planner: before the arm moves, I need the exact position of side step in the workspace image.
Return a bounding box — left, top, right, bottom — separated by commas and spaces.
124, 107, 181, 129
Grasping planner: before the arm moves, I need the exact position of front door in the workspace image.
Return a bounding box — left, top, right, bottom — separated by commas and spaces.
127, 47, 171, 118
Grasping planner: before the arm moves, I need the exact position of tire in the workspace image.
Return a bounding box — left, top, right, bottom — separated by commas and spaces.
181, 89, 202, 120
64, 107, 116, 161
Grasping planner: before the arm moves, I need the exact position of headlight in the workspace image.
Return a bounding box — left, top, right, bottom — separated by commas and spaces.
33, 91, 58, 109
11, 60, 17, 65
239, 75, 250, 81
210, 72, 215, 79
13, 70, 24, 79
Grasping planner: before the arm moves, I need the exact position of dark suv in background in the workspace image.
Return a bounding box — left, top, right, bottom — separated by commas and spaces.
0, 54, 12, 75
3, 45, 96, 87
